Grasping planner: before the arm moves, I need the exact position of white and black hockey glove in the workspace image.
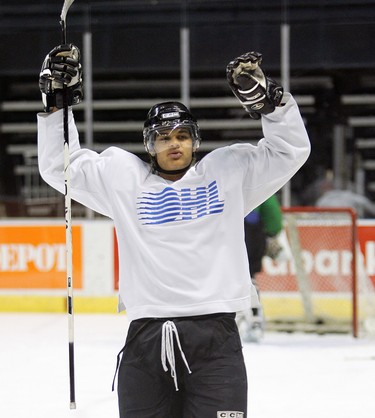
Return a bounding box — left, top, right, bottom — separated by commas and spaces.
265, 235, 283, 260
39, 44, 83, 112
226, 51, 283, 119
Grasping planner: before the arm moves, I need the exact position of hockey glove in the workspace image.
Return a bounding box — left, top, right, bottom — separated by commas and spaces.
265, 235, 283, 260
226, 51, 283, 119
39, 44, 83, 112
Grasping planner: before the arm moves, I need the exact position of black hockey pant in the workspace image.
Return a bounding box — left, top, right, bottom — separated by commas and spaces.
115, 313, 247, 418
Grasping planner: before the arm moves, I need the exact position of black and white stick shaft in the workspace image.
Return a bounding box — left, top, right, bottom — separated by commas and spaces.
60, 0, 76, 410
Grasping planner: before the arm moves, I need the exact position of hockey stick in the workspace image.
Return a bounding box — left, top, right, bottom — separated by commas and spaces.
60, 0, 76, 410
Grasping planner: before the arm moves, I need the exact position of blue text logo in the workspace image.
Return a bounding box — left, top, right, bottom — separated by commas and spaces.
137, 180, 225, 225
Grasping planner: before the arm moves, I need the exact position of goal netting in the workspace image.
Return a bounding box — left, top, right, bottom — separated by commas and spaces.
256, 207, 375, 337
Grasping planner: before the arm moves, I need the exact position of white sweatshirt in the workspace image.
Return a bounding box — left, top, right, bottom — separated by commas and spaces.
37, 93, 310, 321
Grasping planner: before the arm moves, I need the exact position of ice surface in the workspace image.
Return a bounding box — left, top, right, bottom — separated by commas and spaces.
0, 313, 374, 418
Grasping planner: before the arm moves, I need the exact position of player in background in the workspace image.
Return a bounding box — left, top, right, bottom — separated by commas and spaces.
237, 194, 284, 342
38, 46, 310, 418
315, 176, 375, 218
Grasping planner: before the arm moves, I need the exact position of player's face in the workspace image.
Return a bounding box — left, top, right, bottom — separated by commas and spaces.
154, 127, 194, 177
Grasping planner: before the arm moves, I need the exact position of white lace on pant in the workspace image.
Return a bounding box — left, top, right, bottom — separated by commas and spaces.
161, 320, 192, 391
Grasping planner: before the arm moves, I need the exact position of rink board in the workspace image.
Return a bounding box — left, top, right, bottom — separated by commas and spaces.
0, 219, 374, 315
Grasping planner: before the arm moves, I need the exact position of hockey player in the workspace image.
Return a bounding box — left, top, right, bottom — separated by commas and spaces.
238, 194, 284, 342
38, 46, 310, 418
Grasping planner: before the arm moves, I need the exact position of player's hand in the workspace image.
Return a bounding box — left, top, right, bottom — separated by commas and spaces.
226, 51, 283, 119
39, 44, 83, 112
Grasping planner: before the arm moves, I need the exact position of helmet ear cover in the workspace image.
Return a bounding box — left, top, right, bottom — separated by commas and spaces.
143, 101, 201, 156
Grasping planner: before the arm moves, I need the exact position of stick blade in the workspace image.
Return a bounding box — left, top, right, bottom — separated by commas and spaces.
61, 0, 75, 22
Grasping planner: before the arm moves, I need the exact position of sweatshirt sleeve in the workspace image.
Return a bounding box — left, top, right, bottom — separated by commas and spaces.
230, 93, 311, 214
37, 108, 114, 218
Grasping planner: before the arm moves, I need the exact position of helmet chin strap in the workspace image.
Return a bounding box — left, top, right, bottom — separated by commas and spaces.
153, 155, 195, 175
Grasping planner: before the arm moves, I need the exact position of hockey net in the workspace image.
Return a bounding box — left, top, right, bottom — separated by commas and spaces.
256, 207, 375, 337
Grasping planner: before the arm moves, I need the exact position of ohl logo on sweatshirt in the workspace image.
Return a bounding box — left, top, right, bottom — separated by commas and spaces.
137, 180, 225, 225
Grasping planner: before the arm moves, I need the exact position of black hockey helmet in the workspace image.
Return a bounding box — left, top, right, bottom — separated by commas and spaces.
143, 101, 201, 156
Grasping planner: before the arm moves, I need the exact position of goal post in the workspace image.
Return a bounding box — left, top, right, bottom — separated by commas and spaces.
256, 206, 375, 337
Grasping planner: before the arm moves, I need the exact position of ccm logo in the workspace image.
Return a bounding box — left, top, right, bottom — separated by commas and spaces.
217, 412, 244, 418
161, 111, 180, 119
